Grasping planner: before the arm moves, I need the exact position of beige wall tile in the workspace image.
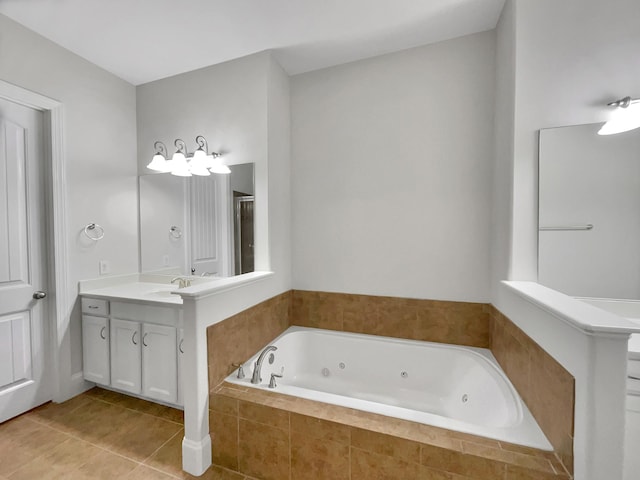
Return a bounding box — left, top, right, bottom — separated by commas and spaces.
351, 448, 421, 480
238, 419, 289, 480
291, 430, 350, 480
351, 428, 420, 464
238, 401, 289, 430
290, 413, 350, 444
209, 411, 239, 471
420, 443, 505, 479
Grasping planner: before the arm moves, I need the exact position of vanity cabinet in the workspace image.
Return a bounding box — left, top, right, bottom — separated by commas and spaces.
82, 315, 110, 385
141, 323, 177, 404
110, 318, 142, 394
81, 296, 182, 407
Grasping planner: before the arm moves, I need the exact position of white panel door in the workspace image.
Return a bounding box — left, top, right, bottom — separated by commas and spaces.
0, 97, 49, 423
189, 175, 230, 276
142, 323, 177, 404
110, 318, 141, 394
82, 315, 110, 385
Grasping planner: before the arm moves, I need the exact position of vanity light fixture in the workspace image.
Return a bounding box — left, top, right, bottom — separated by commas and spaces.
146, 141, 172, 172
170, 139, 191, 177
598, 96, 640, 135
147, 135, 230, 176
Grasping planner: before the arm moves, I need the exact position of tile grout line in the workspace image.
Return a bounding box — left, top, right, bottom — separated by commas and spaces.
25, 410, 181, 474
1, 432, 76, 478
85, 394, 184, 426
141, 428, 185, 468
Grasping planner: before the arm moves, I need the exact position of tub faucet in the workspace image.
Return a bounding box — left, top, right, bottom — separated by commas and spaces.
251, 345, 277, 384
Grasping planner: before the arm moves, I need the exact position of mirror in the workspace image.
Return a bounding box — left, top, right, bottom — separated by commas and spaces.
538, 124, 640, 298
139, 164, 255, 277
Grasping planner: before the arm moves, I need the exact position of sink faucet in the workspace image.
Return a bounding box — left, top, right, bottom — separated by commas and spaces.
171, 277, 191, 288
251, 345, 277, 384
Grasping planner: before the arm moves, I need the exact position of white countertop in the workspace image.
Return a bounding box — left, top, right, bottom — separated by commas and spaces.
80, 281, 183, 305
79, 271, 274, 306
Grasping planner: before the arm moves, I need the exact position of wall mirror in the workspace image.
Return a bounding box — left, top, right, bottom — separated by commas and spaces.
538, 124, 640, 299
139, 163, 255, 277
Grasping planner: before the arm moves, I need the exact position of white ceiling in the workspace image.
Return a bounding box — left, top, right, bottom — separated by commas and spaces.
0, 0, 505, 85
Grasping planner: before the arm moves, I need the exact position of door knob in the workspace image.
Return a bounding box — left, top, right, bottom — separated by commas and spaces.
33, 291, 47, 300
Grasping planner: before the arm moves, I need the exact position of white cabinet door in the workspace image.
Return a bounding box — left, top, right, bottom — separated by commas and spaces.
110, 318, 141, 394
82, 315, 110, 385
142, 323, 177, 404
177, 328, 184, 406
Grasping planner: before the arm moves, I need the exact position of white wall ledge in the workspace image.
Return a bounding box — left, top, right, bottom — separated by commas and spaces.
503, 281, 640, 337
177, 271, 274, 300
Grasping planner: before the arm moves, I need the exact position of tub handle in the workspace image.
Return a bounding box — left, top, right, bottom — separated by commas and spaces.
232, 363, 245, 379
268, 372, 283, 389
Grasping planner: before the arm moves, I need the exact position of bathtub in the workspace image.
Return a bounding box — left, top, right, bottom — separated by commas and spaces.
226, 326, 552, 450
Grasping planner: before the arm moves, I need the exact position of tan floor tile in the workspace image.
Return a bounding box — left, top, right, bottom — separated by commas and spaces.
144, 430, 185, 477
0, 421, 70, 476
24, 395, 92, 427
100, 412, 183, 462
75, 449, 139, 479
185, 465, 246, 480
126, 465, 177, 479
8, 437, 102, 479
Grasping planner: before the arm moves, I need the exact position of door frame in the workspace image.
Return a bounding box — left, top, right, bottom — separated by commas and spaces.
0, 80, 69, 403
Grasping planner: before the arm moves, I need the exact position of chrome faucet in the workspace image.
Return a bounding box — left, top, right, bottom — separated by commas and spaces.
171, 277, 191, 288
251, 345, 277, 384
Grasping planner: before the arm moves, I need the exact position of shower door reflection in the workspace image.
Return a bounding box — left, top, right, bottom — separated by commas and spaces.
234, 195, 255, 274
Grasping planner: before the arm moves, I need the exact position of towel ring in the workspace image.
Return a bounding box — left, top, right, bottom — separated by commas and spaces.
169, 226, 182, 239
84, 223, 105, 241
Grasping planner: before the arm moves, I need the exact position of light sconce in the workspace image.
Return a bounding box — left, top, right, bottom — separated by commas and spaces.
146, 135, 230, 176
598, 96, 640, 135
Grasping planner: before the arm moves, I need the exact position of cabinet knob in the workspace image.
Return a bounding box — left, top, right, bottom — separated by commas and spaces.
33, 291, 47, 300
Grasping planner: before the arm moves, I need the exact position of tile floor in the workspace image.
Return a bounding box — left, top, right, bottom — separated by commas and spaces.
0, 388, 254, 479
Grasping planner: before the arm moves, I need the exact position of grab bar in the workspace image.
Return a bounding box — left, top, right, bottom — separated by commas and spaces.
539, 224, 593, 231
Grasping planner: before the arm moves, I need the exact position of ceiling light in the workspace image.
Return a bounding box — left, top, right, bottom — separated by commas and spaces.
598, 96, 640, 135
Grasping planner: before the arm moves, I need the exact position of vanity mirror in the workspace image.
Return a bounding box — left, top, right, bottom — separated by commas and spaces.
538, 124, 640, 298
139, 163, 255, 277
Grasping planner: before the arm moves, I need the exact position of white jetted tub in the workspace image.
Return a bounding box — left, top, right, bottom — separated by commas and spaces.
226, 326, 552, 450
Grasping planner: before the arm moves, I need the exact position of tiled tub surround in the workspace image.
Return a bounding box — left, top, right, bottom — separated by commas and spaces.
489, 307, 575, 475
292, 290, 491, 348
206, 290, 575, 478
210, 383, 570, 480
207, 291, 291, 391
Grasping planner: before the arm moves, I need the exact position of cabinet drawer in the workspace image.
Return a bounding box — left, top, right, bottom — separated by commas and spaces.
81, 298, 109, 316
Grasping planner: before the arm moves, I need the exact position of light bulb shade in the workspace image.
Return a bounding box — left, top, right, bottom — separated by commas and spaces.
192, 149, 207, 161
190, 164, 211, 176
598, 102, 640, 135
170, 151, 190, 176
208, 154, 231, 174
171, 168, 192, 177
147, 153, 171, 172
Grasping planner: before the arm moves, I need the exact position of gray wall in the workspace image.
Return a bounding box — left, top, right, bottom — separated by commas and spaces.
137, 51, 292, 316
0, 13, 138, 398
291, 31, 495, 302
